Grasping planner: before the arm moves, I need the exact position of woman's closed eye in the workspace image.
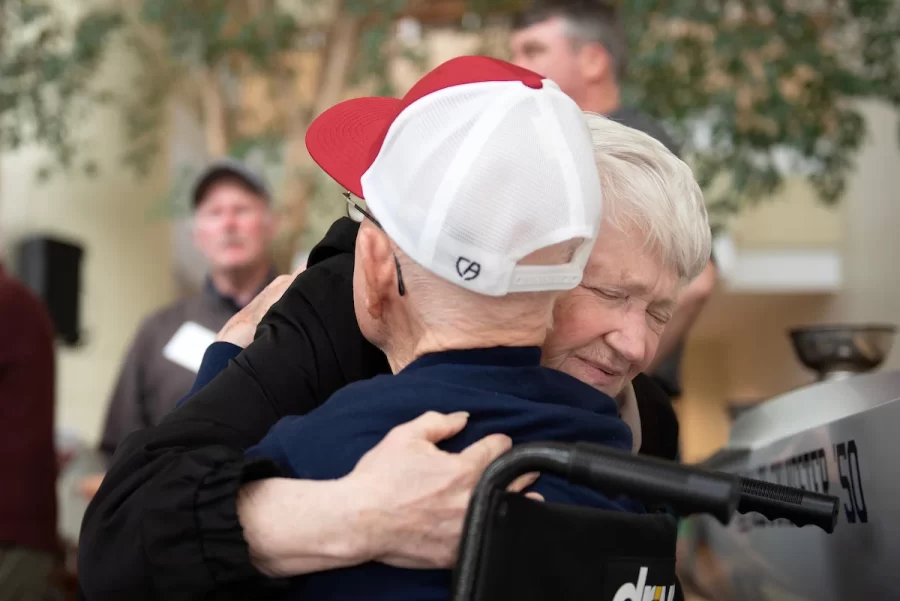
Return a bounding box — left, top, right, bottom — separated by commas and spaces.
580, 284, 624, 301
648, 310, 670, 325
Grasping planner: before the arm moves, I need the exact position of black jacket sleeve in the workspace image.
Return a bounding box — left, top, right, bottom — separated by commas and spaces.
632, 373, 680, 461
78, 219, 389, 601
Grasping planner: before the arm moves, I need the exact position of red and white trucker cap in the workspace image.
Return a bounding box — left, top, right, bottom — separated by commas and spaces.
305, 55, 602, 297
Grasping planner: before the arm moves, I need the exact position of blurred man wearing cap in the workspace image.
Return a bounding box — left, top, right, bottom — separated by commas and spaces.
245, 55, 641, 601
510, 0, 717, 401
95, 159, 277, 464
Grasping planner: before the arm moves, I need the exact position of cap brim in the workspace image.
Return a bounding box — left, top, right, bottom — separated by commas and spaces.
305, 97, 401, 199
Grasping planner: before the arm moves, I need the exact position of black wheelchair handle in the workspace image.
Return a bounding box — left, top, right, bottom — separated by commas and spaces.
737, 476, 839, 533
573, 444, 840, 532
570, 442, 740, 524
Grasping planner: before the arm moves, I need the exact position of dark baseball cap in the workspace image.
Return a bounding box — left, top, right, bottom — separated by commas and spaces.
192, 158, 271, 209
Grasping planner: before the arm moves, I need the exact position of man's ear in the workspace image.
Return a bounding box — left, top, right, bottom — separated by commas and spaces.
579, 43, 612, 83
356, 223, 398, 320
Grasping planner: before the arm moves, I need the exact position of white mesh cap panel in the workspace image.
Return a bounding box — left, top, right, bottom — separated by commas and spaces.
361, 79, 602, 296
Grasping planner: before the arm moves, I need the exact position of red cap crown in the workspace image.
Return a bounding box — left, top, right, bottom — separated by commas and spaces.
305, 55, 546, 198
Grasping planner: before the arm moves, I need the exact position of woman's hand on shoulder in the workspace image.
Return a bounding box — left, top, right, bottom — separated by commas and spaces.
237, 411, 540, 577
346, 411, 539, 569
216, 267, 302, 348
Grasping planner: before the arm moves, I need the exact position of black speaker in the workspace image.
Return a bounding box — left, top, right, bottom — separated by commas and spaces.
16, 236, 84, 346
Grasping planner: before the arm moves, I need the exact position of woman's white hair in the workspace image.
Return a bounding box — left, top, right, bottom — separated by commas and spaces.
584, 112, 711, 283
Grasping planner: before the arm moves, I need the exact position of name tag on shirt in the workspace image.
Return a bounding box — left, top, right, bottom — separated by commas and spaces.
162, 321, 217, 373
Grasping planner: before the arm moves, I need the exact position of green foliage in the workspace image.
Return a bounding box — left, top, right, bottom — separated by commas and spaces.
0, 1, 123, 177
119, 0, 307, 176
137, 0, 305, 69
3, 0, 900, 227
122, 0, 511, 189
619, 0, 900, 220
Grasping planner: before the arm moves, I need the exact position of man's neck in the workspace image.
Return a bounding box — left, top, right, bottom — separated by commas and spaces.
209, 262, 272, 308
384, 327, 547, 374
578, 81, 622, 116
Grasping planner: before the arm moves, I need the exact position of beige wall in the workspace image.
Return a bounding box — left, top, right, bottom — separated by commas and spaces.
0, 45, 175, 444
678, 101, 900, 462
829, 102, 900, 340
730, 178, 842, 249
676, 342, 730, 464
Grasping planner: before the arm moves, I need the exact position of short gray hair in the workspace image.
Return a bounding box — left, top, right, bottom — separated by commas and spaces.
584, 112, 711, 283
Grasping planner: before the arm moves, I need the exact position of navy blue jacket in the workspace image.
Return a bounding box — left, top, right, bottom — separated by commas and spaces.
246, 346, 642, 601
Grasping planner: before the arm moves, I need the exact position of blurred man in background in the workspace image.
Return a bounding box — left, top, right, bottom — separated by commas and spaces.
510, 0, 718, 400
0, 257, 58, 601
85, 159, 277, 493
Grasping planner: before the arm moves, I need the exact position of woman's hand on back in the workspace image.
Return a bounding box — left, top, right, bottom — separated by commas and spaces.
349, 411, 540, 569
216, 267, 303, 348
237, 411, 539, 577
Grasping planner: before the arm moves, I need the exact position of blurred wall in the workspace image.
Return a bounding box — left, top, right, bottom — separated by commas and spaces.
730, 178, 842, 249
0, 41, 175, 444
830, 102, 900, 348
679, 101, 900, 463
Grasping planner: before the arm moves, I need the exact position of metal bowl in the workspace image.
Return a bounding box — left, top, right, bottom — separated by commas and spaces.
789, 324, 896, 380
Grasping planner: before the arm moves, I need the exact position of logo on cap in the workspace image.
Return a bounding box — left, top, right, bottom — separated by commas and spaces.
456, 257, 482, 281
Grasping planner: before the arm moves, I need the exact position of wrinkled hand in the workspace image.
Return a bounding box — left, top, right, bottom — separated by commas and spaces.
216, 267, 303, 348
347, 411, 541, 570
